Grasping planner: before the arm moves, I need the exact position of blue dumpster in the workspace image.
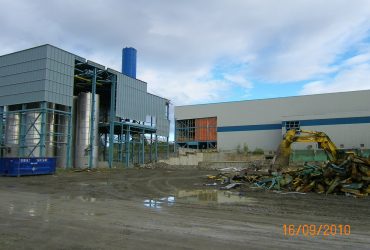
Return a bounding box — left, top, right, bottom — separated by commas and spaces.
0, 157, 56, 177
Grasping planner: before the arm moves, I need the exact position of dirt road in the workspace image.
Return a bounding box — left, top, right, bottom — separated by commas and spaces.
0, 169, 369, 249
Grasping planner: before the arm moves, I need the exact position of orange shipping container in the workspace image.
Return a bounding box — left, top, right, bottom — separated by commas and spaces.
195, 117, 217, 141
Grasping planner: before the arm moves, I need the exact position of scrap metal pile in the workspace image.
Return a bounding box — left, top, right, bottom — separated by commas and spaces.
210, 156, 370, 197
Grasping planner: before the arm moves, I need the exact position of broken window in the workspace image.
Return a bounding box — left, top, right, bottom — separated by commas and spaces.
285, 120, 300, 131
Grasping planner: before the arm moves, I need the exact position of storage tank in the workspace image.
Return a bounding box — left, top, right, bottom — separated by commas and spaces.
25, 109, 55, 157
74, 92, 100, 169
122, 47, 137, 78
4, 111, 20, 157
55, 107, 69, 168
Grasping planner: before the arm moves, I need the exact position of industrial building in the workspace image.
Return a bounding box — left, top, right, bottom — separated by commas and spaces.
175, 90, 370, 152
0, 44, 170, 168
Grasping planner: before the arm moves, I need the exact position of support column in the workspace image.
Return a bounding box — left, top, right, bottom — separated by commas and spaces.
108, 76, 116, 168
125, 126, 130, 167
155, 134, 158, 162
66, 106, 73, 168
150, 133, 153, 162
89, 68, 97, 169
166, 136, 169, 159
0, 106, 3, 157
141, 130, 145, 164
19, 104, 27, 156
103, 133, 107, 161
174, 118, 177, 153
39, 102, 47, 157
150, 117, 153, 162
119, 123, 123, 162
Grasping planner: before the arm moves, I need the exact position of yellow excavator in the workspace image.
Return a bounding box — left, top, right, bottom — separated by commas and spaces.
272, 129, 370, 169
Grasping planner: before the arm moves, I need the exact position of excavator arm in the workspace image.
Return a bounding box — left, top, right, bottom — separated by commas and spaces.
273, 129, 339, 169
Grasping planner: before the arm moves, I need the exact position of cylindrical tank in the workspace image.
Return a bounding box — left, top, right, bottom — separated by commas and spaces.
4, 111, 20, 157
24, 109, 55, 157
25, 111, 41, 157
122, 47, 137, 78
74, 92, 100, 169
55, 111, 68, 168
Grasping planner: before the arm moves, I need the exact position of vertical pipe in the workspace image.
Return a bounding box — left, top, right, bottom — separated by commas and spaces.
166, 136, 169, 159
19, 104, 27, 156
40, 102, 47, 157
150, 116, 153, 162
0, 106, 3, 157
125, 126, 130, 167
141, 130, 145, 164
103, 133, 107, 161
89, 68, 97, 169
119, 123, 123, 162
137, 138, 140, 164
66, 106, 72, 168
108, 76, 116, 168
174, 118, 177, 153
155, 134, 158, 162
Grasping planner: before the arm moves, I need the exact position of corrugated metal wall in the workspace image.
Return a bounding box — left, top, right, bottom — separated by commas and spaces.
0, 45, 75, 106
0, 46, 48, 105
45, 46, 75, 106
115, 74, 169, 136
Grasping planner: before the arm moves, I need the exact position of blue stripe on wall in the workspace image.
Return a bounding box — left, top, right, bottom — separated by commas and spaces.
297, 116, 370, 126
217, 116, 370, 132
217, 123, 281, 132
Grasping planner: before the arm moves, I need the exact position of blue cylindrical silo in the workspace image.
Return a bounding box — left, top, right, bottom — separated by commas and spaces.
122, 47, 137, 78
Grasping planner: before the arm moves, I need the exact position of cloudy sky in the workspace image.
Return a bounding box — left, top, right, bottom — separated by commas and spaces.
1, 0, 370, 107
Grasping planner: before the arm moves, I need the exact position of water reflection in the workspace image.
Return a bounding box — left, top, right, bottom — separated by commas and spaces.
144, 196, 175, 209
144, 190, 256, 209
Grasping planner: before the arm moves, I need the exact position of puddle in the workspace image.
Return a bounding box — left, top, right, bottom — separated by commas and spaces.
144, 190, 256, 209
144, 196, 175, 209
60, 195, 97, 203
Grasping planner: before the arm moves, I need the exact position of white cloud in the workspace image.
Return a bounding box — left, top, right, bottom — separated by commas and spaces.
0, 0, 370, 105
300, 62, 370, 95
139, 69, 230, 105
223, 74, 253, 89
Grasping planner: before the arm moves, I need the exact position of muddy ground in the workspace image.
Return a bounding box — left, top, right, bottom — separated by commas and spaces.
0, 168, 369, 250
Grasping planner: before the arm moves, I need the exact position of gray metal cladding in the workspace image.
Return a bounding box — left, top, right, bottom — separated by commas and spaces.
115, 74, 169, 136
45, 45, 75, 106
0, 44, 75, 106
0, 46, 47, 67
116, 73, 147, 121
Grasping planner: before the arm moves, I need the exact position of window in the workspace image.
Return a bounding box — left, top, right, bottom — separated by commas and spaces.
285, 121, 300, 131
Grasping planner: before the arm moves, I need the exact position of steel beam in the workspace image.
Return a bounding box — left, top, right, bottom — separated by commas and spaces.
0, 106, 3, 157
66, 106, 72, 168
40, 102, 47, 157
119, 123, 123, 162
141, 130, 145, 164
125, 126, 130, 167
167, 136, 169, 159
108, 76, 116, 168
89, 68, 97, 169
19, 104, 27, 156
155, 134, 158, 162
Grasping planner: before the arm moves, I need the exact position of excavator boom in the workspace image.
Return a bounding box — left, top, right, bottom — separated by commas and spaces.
273, 129, 339, 169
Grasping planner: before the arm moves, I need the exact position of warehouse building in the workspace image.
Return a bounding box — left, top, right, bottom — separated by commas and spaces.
0, 44, 170, 168
175, 90, 370, 152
